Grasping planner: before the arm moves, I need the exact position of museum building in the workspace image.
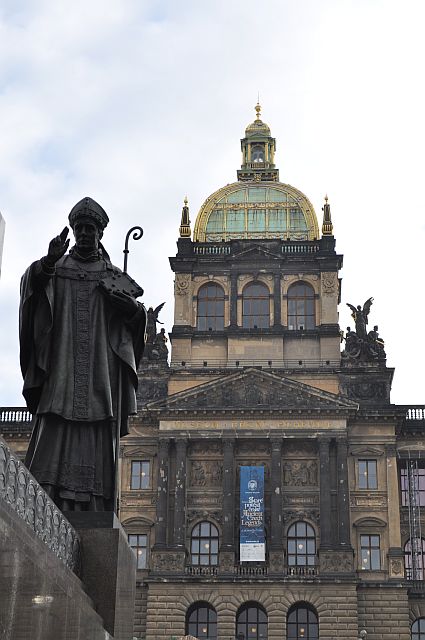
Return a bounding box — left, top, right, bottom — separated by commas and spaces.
2, 106, 425, 640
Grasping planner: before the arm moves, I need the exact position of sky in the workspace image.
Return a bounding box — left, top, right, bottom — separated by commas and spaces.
0, 0, 424, 406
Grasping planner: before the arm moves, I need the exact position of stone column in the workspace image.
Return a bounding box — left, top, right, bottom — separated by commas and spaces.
336, 437, 351, 547
319, 437, 332, 549
173, 439, 187, 547
273, 274, 281, 327
386, 443, 404, 579
155, 438, 170, 547
270, 438, 283, 546
269, 437, 284, 573
230, 273, 238, 327
222, 438, 235, 548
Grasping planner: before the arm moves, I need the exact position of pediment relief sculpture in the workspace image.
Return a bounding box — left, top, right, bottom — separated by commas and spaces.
146, 368, 358, 414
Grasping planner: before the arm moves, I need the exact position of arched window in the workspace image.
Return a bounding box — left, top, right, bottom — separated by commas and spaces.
236, 602, 268, 639
186, 602, 217, 639
197, 283, 225, 330
287, 282, 315, 330
404, 538, 425, 580
287, 603, 319, 639
412, 618, 425, 640
242, 282, 270, 328
191, 521, 219, 566
287, 522, 316, 568
252, 144, 265, 163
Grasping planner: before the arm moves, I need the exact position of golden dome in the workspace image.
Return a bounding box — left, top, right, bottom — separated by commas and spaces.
193, 181, 319, 242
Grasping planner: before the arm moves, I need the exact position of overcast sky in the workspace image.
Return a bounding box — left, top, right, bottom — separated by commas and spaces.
0, 0, 424, 407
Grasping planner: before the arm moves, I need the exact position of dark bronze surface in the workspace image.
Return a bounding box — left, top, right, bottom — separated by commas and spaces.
19, 199, 146, 511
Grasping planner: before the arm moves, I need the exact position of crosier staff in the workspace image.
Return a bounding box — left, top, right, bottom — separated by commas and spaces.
114, 225, 144, 515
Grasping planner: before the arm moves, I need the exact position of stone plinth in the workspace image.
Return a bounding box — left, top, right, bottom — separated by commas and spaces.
65, 512, 136, 640
0, 436, 112, 640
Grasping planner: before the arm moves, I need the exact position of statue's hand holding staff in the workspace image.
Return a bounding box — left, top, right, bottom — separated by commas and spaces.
45, 227, 70, 267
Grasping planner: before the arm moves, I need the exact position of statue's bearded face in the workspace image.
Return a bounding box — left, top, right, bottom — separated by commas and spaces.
73, 219, 101, 254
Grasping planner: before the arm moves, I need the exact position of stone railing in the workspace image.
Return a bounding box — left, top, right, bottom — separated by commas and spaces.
281, 242, 320, 254
185, 565, 218, 576
191, 240, 322, 256
184, 563, 318, 577
0, 406, 32, 423
285, 565, 317, 577
171, 358, 340, 370
0, 436, 80, 571
405, 407, 425, 421
0, 407, 33, 434
193, 244, 232, 256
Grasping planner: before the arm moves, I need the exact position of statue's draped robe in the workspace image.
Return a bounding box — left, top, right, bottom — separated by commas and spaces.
20, 252, 145, 509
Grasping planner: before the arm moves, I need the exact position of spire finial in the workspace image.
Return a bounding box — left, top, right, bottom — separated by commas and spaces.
255, 98, 261, 120
179, 196, 191, 238
321, 194, 333, 236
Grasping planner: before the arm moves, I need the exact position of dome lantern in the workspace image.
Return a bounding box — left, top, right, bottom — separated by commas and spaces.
238, 102, 279, 183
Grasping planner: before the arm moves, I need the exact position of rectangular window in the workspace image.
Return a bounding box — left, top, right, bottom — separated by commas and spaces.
400, 465, 425, 506
128, 534, 148, 569
131, 460, 150, 490
358, 460, 378, 489
360, 534, 381, 570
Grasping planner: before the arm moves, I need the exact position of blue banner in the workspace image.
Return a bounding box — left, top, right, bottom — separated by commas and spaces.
240, 466, 265, 562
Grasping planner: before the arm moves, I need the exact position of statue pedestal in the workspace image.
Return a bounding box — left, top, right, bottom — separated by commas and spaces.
64, 512, 136, 640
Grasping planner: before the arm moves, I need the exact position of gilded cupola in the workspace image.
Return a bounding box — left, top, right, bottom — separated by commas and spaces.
192, 104, 320, 243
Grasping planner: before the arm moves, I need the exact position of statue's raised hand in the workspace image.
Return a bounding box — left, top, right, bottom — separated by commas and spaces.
46, 227, 70, 266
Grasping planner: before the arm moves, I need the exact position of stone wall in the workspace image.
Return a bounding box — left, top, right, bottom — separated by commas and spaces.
145, 582, 360, 640
134, 581, 148, 638
357, 585, 410, 640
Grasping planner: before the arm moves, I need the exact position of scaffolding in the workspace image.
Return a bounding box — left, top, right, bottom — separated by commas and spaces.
405, 453, 423, 580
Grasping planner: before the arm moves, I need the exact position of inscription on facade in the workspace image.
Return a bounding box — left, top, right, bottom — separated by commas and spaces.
160, 419, 346, 431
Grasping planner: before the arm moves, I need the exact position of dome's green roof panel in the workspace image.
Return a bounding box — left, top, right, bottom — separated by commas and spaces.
193, 182, 319, 242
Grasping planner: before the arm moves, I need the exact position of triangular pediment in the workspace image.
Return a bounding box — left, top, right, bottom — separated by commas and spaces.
146, 368, 358, 414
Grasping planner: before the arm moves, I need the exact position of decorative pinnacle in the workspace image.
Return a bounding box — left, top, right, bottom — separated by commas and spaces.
179, 196, 191, 238
321, 194, 333, 236
255, 101, 261, 120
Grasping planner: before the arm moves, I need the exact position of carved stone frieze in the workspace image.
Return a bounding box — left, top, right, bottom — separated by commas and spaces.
219, 550, 235, 573
151, 550, 185, 573
350, 493, 387, 509
187, 495, 222, 508
319, 550, 353, 573
282, 494, 319, 507
284, 441, 317, 456
269, 550, 285, 573
174, 273, 191, 296
189, 460, 223, 487
389, 558, 404, 578
237, 442, 270, 456
137, 379, 168, 406
284, 508, 320, 524
187, 509, 222, 525
283, 460, 318, 486
0, 436, 79, 571
189, 442, 222, 455
321, 272, 337, 295
340, 379, 388, 401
